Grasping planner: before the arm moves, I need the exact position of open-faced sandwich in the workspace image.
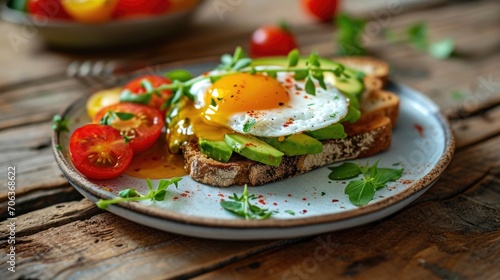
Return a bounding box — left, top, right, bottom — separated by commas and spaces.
65, 48, 398, 188
169, 48, 398, 187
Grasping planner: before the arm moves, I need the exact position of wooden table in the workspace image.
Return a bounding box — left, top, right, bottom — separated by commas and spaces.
1, 0, 499, 279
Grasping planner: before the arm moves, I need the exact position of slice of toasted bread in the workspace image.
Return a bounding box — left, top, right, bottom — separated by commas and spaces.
360, 90, 399, 126
183, 115, 392, 187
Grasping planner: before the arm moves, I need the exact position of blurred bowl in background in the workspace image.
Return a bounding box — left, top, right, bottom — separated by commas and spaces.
0, 1, 203, 50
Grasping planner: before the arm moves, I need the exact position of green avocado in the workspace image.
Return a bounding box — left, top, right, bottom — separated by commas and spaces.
305, 123, 347, 140
251, 57, 365, 97
199, 139, 233, 163
224, 134, 284, 166
260, 134, 323, 156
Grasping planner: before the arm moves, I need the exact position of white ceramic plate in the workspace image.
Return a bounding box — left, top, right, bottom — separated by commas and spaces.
53, 60, 455, 240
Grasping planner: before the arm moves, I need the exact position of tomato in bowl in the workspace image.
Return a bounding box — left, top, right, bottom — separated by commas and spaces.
1, 0, 203, 49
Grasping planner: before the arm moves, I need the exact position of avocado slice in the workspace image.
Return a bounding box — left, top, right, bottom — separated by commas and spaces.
224, 134, 284, 166
251, 57, 365, 97
305, 123, 347, 140
261, 134, 323, 156
199, 139, 233, 163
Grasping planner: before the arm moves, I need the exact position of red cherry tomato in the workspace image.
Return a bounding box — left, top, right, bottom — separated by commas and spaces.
113, 0, 171, 19
93, 103, 165, 153
302, 0, 339, 22
250, 25, 298, 57
69, 124, 133, 180
27, 0, 72, 20
122, 75, 172, 110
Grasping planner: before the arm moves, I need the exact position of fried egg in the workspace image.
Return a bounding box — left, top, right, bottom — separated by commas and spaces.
189, 67, 349, 138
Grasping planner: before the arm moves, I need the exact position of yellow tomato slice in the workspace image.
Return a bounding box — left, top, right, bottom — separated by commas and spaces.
86, 88, 121, 119
61, 0, 118, 23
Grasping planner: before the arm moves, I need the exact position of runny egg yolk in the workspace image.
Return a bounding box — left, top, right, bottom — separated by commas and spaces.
202, 73, 290, 127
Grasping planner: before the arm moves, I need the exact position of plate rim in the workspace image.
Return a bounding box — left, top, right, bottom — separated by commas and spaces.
52, 59, 456, 229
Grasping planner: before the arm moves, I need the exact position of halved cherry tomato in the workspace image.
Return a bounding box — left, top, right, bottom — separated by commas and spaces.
61, 0, 118, 23
93, 103, 164, 153
112, 0, 170, 19
27, 0, 72, 20
249, 25, 298, 57
69, 124, 133, 180
86, 87, 121, 119
122, 75, 172, 110
302, 0, 339, 22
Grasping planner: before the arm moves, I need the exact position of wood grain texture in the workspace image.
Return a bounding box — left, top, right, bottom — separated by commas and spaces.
0, 0, 499, 279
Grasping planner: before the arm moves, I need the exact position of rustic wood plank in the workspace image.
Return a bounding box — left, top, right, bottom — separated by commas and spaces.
0, 199, 99, 239
192, 137, 500, 280
0, 212, 302, 280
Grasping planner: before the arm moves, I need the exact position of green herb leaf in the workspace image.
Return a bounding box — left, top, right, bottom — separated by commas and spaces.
115, 112, 135, 121
284, 210, 295, 215
308, 52, 320, 67
141, 79, 154, 92
266, 71, 277, 79
328, 162, 362, 180
333, 161, 404, 206
220, 185, 276, 220
407, 22, 428, 50
287, 49, 300, 67
232, 58, 252, 70
96, 178, 182, 210
336, 13, 367, 56
305, 76, 316, 95
450, 90, 466, 101
52, 115, 69, 134
164, 69, 193, 82
428, 38, 455, 59
372, 168, 403, 188
99, 111, 135, 126
243, 118, 256, 133
119, 188, 140, 198
233, 46, 245, 61
345, 180, 376, 206
120, 89, 152, 105
294, 70, 308, 80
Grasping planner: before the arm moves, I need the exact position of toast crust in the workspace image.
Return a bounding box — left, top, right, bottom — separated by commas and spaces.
183, 115, 392, 187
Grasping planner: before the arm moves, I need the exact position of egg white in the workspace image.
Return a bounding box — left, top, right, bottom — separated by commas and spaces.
189, 67, 350, 137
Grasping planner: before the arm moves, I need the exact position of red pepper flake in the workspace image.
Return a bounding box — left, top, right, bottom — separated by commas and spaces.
245, 142, 257, 147
399, 179, 414, 185
295, 92, 300, 95
332, 199, 339, 203
302, 198, 307, 201
273, 202, 278, 206
414, 123, 425, 137
180, 193, 188, 197
283, 118, 294, 128
279, 102, 285, 106
258, 194, 264, 199
258, 199, 266, 205
217, 193, 225, 198
303, 95, 309, 99
300, 210, 308, 214
287, 194, 292, 197
173, 197, 179, 201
